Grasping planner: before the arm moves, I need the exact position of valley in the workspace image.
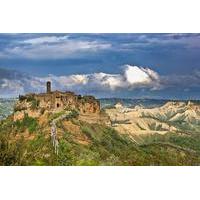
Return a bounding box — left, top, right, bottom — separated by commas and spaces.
0, 98, 17, 120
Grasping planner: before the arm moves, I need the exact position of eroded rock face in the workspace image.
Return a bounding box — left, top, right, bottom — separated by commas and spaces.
77, 96, 100, 114
105, 101, 200, 136
13, 91, 100, 121
13, 111, 25, 121
13, 110, 41, 121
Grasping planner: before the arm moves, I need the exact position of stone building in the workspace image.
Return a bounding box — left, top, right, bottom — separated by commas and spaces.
16, 81, 100, 114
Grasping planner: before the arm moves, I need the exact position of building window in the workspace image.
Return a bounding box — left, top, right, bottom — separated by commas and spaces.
57, 103, 60, 108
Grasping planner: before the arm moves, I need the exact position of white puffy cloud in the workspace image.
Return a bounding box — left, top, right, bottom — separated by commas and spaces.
38, 65, 161, 92
124, 65, 160, 85
0, 65, 161, 97
124, 66, 150, 84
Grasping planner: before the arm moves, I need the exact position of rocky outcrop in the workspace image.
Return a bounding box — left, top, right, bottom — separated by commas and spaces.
14, 90, 100, 121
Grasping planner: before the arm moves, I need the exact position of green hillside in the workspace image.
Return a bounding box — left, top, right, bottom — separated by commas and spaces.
0, 114, 200, 166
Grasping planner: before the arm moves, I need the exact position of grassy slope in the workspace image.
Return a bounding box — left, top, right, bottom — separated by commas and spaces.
1, 99, 200, 166
0, 113, 200, 166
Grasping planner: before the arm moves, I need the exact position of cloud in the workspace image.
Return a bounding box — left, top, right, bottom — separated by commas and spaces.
0, 68, 30, 96
124, 65, 160, 85
118, 33, 200, 51
160, 72, 200, 89
2, 64, 200, 98
0, 35, 112, 59
44, 65, 161, 92
21, 35, 69, 45
1, 33, 200, 60
0, 65, 161, 97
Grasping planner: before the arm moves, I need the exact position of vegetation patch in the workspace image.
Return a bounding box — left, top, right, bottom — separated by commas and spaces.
30, 99, 40, 110
49, 111, 66, 121
65, 109, 79, 120
14, 114, 38, 133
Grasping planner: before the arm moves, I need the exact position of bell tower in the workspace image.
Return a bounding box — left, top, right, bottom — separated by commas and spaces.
46, 81, 51, 93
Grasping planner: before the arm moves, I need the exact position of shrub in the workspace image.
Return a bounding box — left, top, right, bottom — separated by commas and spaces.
14, 114, 38, 133
30, 99, 39, 110
65, 110, 79, 119
14, 106, 25, 112
26, 96, 35, 102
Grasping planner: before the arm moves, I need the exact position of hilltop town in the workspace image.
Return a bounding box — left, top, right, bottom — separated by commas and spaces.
14, 81, 101, 121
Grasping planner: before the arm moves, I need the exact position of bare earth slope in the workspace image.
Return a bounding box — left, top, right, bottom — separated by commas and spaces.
105, 101, 200, 137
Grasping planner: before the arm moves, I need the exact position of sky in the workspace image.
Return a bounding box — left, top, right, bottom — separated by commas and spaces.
0, 33, 200, 99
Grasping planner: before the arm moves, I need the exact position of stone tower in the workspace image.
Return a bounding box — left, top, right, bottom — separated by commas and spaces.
46, 81, 51, 93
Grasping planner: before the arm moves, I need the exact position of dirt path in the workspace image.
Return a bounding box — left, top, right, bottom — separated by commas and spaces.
50, 112, 70, 155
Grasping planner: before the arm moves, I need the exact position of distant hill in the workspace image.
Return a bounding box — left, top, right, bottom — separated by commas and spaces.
105, 101, 200, 137
99, 98, 200, 109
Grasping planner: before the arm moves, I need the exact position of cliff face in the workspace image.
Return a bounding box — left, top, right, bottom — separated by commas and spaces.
13, 99, 42, 121
13, 91, 100, 121
77, 96, 100, 114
